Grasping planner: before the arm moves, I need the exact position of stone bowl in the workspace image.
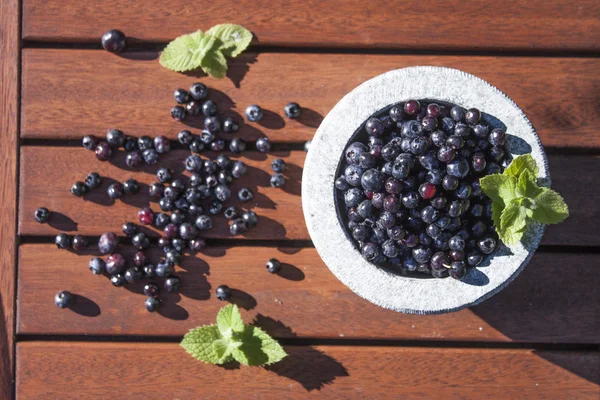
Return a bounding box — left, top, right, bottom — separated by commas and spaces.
302, 66, 549, 314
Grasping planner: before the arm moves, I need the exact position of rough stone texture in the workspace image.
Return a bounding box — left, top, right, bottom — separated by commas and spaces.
302, 66, 549, 314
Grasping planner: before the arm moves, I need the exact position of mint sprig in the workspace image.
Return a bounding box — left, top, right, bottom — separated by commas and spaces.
181, 305, 287, 366
480, 154, 569, 245
159, 24, 253, 78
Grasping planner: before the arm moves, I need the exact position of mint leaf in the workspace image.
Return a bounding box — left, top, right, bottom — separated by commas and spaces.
498, 200, 528, 245
216, 304, 245, 338
231, 326, 287, 366
517, 169, 544, 199
212, 339, 237, 364
530, 188, 569, 224
505, 154, 539, 178
200, 50, 228, 78
206, 24, 253, 57
180, 325, 223, 364
480, 174, 517, 206
491, 202, 503, 229
160, 30, 216, 72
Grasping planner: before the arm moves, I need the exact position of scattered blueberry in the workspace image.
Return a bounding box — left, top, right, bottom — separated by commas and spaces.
266, 258, 282, 274
101, 30, 126, 53
216, 285, 232, 301
245, 105, 263, 122
34, 207, 50, 223
54, 290, 73, 308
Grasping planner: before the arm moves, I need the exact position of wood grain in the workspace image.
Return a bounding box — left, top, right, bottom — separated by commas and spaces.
22, 0, 600, 51
17, 244, 600, 343
21, 50, 600, 148
0, 0, 20, 398
17, 342, 600, 399
18, 147, 600, 247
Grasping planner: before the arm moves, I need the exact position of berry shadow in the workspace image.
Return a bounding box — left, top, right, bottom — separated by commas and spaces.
229, 288, 257, 310
296, 107, 324, 129
82, 176, 119, 207
461, 268, 489, 286
158, 293, 190, 321
120, 182, 151, 209
477, 244, 513, 268
253, 315, 349, 391
242, 215, 287, 239
276, 263, 305, 282
69, 294, 101, 317
506, 134, 533, 156
48, 212, 78, 232
116, 51, 159, 61
280, 162, 302, 197
256, 109, 285, 130
177, 257, 211, 301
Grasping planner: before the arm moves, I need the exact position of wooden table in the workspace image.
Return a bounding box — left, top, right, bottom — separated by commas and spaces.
1, 1, 599, 398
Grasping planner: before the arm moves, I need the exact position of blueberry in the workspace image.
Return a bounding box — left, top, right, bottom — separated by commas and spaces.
110, 273, 127, 287
454, 122, 470, 137
54, 290, 73, 308
270, 173, 285, 188
204, 116, 221, 134
142, 149, 159, 164
421, 116, 438, 132
426, 103, 441, 118
207, 200, 222, 215
383, 177, 401, 194
256, 137, 271, 153
186, 101, 201, 116
455, 183, 472, 199
125, 151, 143, 168
381, 240, 398, 258
101, 29, 126, 53
477, 236, 497, 254
345, 142, 369, 165
486, 162, 502, 174
164, 275, 181, 293
412, 246, 432, 263
401, 192, 419, 209
230, 218, 248, 235
98, 232, 118, 255
211, 139, 226, 152
284, 102, 301, 118
34, 207, 50, 223
389, 105, 404, 122
391, 162, 410, 180
132, 233, 150, 250
83, 172, 102, 190
420, 206, 439, 224
123, 267, 143, 283
71, 235, 87, 251
371, 192, 385, 209
403, 257, 418, 272
356, 200, 373, 219
189, 140, 204, 153
426, 223, 442, 239
489, 128, 506, 146
107, 182, 124, 199
154, 136, 171, 154
365, 118, 384, 137
410, 136, 431, 155
489, 146, 505, 164
189, 82, 208, 100
447, 159, 470, 178
448, 200, 464, 218
401, 233, 420, 248
430, 252, 450, 271
70, 181, 88, 197
467, 251, 484, 266
88, 257, 106, 275
216, 285, 232, 301
377, 211, 396, 229
170, 106, 186, 122
471, 221, 488, 237
106, 253, 126, 275
404, 99, 420, 116
448, 235, 465, 251
106, 129, 125, 148
383, 195, 400, 212
188, 238, 205, 253
242, 211, 258, 227
473, 124, 489, 138
472, 152, 487, 172
195, 215, 213, 231
352, 224, 369, 241
123, 179, 139, 195
145, 296, 160, 312
200, 129, 215, 145
142, 283, 160, 298
229, 138, 246, 154
361, 242, 380, 261
82, 135, 98, 150
387, 225, 406, 241
465, 108, 481, 125
245, 104, 263, 122
222, 117, 239, 133
266, 258, 282, 274
418, 182, 436, 200
449, 261, 467, 280
358, 152, 376, 169
450, 106, 465, 122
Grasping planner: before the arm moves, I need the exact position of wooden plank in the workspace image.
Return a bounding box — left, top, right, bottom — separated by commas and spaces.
0, 0, 20, 398
21, 0, 600, 51
19, 148, 306, 240
17, 342, 600, 399
18, 147, 600, 247
21, 49, 600, 149
17, 245, 600, 343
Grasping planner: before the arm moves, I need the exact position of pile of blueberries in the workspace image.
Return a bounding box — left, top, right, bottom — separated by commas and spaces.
43, 80, 302, 311
335, 100, 508, 280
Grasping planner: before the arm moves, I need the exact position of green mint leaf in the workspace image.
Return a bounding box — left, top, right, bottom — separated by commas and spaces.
216, 304, 245, 338
491, 202, 503, 229
479, 174, 517, 206
160, 30, 216, 72
200, 50, 228, 78
180, 324, 224, 364
206, 24, 253, 58
498, 200, 528, 245
212, 339, 236, 364
517, 169, 544, 199
504, 154, 539, 178
530, 188, 569, 224
231, 326, 287, 366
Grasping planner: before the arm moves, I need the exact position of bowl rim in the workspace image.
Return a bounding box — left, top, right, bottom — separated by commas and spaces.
302, 66, 549, 314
